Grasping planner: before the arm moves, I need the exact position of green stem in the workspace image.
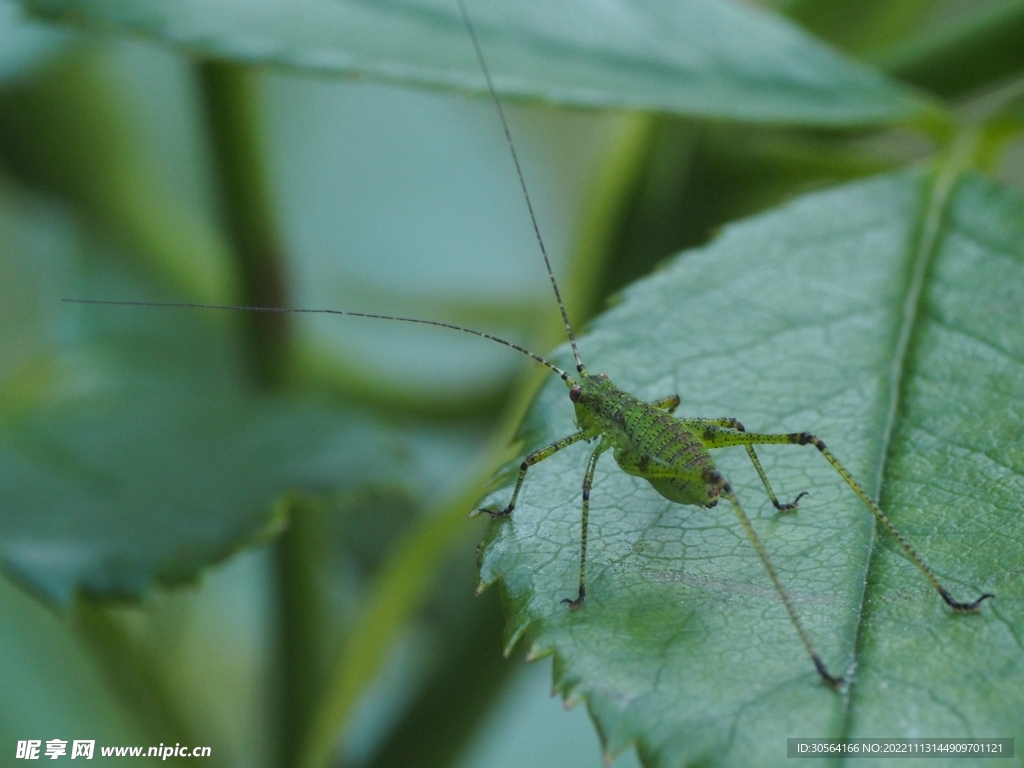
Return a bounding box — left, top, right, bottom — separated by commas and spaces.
274, 497, 330, 768
566, 113, 663, 319
296, 472, 501, 768
197, 60, 305, 768
363, 587, 510, 768
197, 60, 290, 388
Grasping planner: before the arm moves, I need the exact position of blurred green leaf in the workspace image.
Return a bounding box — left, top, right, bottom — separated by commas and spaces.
20, 0, 938, 127
478, 170, 1023, 767
870, 0, 1024, 99
778, 0, 939, 55
0, 180, 405, 609
0, 43, 235, 304
0, 0, 72, 82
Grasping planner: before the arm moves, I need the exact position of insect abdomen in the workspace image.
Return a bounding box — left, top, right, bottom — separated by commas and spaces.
624, 407, 718, 508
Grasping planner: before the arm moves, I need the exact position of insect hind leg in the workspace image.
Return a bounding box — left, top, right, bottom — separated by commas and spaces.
704, 469, 843, 688
708, 430, 994, 612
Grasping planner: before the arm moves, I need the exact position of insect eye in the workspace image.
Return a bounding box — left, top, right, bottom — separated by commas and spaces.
569, 385, 582, 402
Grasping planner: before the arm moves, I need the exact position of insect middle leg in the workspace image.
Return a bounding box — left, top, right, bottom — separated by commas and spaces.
742, 444, 808, 512
707, 430, 995, 612
688, 418, 807, 511
563, 440, 610, 609
476, 429, 589, 518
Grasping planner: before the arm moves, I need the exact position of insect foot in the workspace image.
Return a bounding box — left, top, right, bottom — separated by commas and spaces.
773, 490, 809, 513
940, 587, 995, 612
469, 505, 513, 520
775, 430, 997, 614
813, 656, 844, 689
561, 586, 586, 610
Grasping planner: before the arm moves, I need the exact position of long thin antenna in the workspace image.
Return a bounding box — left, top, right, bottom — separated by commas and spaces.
61, 298, 570, 380
455, 0, 585, 374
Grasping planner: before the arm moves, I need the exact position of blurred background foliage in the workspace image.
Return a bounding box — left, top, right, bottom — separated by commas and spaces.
0, 0, 1022, 766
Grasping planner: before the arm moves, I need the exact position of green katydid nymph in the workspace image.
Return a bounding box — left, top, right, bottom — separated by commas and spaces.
65, 0, 993, 689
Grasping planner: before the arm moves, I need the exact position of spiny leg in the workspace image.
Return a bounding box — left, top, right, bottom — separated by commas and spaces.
663, 413, 807, 511
563, 442, 608, 609
705, 470, 843, 688
708, 430, 994, 611
475, 429, 589, 518
689, 416, 746, 431
744, 445, 808, 512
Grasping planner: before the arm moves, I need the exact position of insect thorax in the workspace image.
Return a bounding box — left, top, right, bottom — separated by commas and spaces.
572, 373, 719, 508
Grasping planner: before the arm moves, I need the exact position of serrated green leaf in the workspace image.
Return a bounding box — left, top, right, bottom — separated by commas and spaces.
0, 181, 405, 609
20, 0, 937, 127
478, 170, 1024, 767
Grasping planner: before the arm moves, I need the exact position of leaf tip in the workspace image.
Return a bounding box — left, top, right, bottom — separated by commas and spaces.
502, 615, 532, 657
525, 641, 554, 663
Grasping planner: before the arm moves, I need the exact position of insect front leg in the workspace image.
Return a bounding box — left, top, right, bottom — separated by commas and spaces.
708, 430, 995, 612
650, 394, 681, 413
703, 469, 844, 688
563, 440, 610, 609
474, 429, 589, 518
